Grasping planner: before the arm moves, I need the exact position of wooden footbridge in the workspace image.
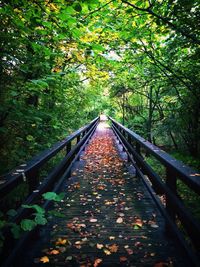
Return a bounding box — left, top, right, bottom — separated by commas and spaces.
0, 117, 200, 267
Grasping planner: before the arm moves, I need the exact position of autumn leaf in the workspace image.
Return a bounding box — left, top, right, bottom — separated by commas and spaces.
126, 248, 134, 255
55, 238, 68, 245
66, 256, 73, 261
120, 256, 127, 262
108, 244, 118, 253
154, 262, 169, 267
40, 256, 49, 263
97, 243, 104, 249
116, 217, 123, 223
133, 218, 143, 228
97, 185, 105, 190
48, 249, 60, 255
104, 249, 111, 255
94, 258, 102, 267
90, 218, 97, 223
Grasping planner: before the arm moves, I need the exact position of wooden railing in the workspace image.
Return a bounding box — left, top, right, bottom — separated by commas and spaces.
109, 117, 200, 266
0, 117, 99, 267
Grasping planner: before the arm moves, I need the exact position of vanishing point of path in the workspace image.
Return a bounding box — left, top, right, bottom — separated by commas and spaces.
20, 122, 187, 267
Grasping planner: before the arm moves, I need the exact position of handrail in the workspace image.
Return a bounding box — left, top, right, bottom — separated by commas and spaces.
109, 117, 200, 194
109, 116, 200, 264
0, 117, 99, 201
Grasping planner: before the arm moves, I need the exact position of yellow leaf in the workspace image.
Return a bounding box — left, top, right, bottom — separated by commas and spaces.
40, 256, 49, 263
104, 249, 111, 255
55, 238, 67, 245
97, 243, 104, 249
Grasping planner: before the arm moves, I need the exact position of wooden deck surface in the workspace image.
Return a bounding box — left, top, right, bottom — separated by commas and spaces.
18, 122, 188, 267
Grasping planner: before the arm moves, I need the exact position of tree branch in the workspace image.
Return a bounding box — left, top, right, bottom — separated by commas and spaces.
122, 0, 200, 45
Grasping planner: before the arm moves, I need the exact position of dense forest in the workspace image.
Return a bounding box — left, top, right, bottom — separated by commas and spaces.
0, 0, 200, 175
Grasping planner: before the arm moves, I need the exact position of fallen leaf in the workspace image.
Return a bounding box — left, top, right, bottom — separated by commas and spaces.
97, 185, 105, 190
55, 238, 68, 245
104, 249, 111, 255
94, 258, 102, 267
133, 218, 143, 228
66, 256, 73, 261
116, 217, 123, 223
49, 249, 59, 255
108, 244, 118, 253
120, 256, 127, 262
97, 243, 104, 249
90, 218, 97, 223
40, 256, 49, 263
126, 248, 134, 255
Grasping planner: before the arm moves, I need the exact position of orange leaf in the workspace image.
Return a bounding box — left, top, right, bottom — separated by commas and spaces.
40, 256, 49, 263
133, 218, 143, 228
49, 249, 59, 255
94, 258, 102, 267
108, 244, 118, 253
55, 238, 68, 245
120, 256, 127, 262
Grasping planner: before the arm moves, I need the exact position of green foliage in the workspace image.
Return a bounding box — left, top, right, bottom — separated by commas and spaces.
42, 192, 65, 202
1, 0, 199, 175
0, 0, 199, 238
0, 191, 65, 250
20, 219, 36, 232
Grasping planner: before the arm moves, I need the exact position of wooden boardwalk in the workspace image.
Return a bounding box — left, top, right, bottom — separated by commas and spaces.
18, 122, 188, 267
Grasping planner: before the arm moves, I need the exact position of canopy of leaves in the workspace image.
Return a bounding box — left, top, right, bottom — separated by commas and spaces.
0, 0, 199, 174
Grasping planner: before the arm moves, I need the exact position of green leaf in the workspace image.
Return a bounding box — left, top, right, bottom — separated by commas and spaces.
26, 135, 34, 141
11, 224, 21, 239
22, 204, 45, 214
20, 219, 36, 231
34, 214, 47, 225
0, 220, 6, 229
74, 3, 82, 12
92, 44, 105, 52
7, 209, 18, 217
42, 192, 65, 202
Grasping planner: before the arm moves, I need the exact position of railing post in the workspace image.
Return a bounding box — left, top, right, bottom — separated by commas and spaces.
136, 142, 141, 156
77, 134, 80, 144
28, 169, 39, 194
165, 168, 177, 234
127, 134, 132, 162
66, 141, 71, 155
